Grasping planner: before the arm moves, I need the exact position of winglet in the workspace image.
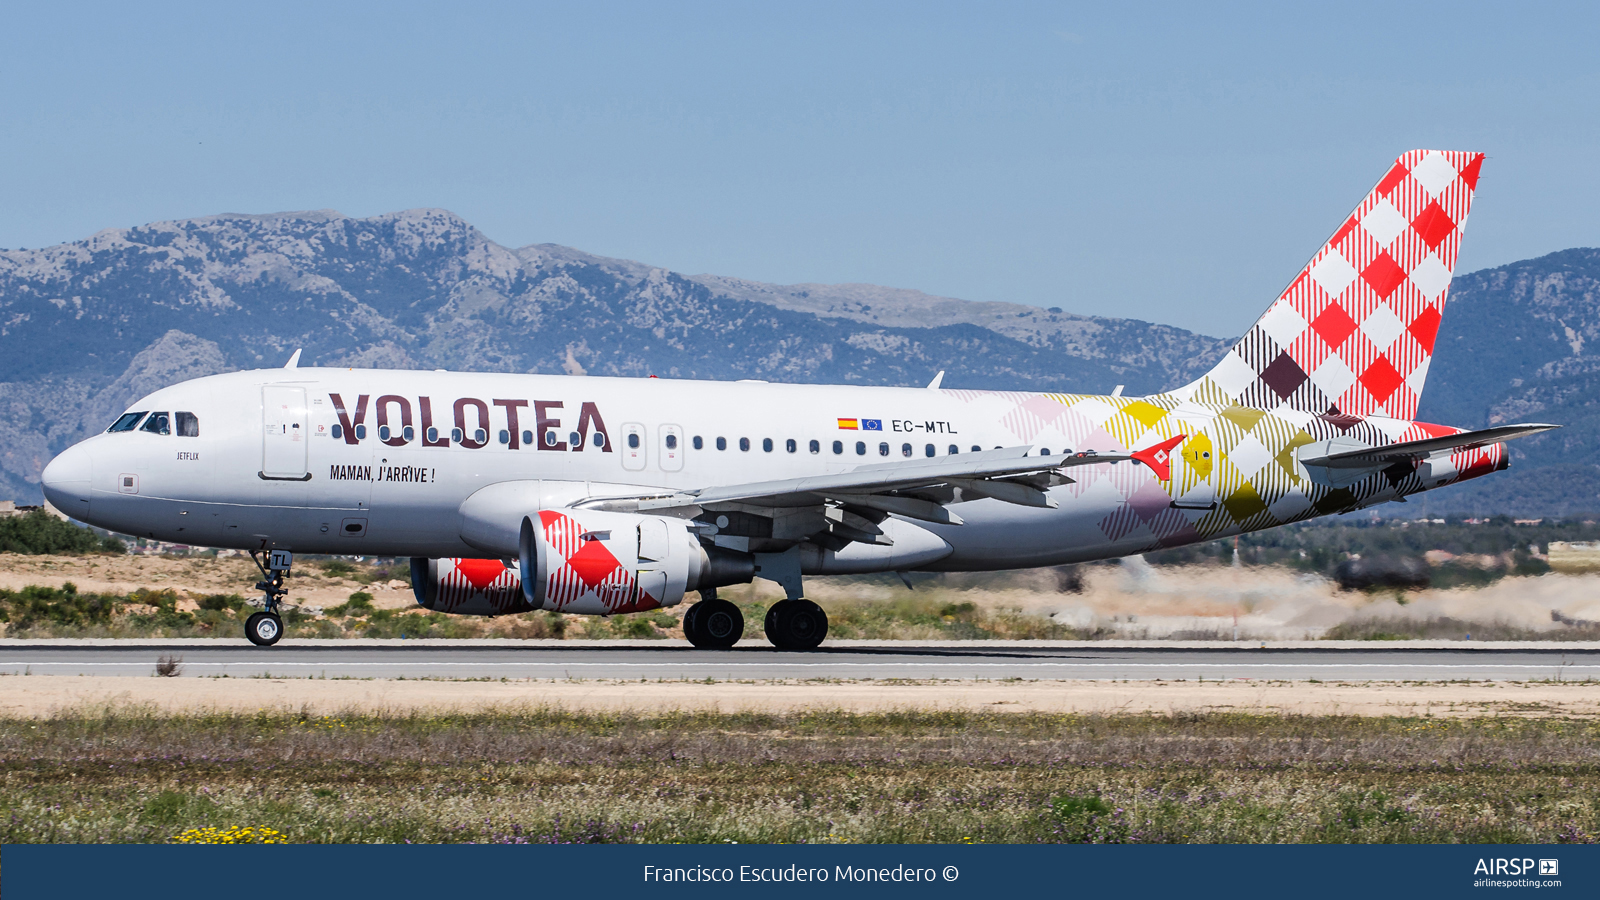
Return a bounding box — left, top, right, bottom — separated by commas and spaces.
284, 349, 302, 369
1131, 434, 1187, 481
926, 371, 945, 390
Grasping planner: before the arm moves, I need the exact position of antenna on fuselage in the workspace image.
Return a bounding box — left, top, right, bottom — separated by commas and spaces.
284, 349, 302, 369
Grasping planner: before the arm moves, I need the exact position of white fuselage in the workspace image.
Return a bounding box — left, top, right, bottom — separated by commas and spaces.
41, 367, 1236, 572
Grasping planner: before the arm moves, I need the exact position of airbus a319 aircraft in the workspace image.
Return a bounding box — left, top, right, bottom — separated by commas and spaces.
40, 150, 1555, 650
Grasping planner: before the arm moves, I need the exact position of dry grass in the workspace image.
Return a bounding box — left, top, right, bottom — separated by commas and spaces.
1, 708, 1596, 844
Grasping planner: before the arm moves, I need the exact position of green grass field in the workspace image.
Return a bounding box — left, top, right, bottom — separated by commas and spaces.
2, 709, 1596, 844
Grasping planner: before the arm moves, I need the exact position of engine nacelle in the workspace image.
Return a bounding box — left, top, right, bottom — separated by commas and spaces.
517, 509, 753, 616
411, 557, 533, 616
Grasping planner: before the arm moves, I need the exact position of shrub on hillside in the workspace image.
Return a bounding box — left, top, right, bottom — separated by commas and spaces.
0, 510, 124, 555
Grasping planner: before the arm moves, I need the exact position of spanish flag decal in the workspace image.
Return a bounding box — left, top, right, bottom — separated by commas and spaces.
837, 418, 859, 430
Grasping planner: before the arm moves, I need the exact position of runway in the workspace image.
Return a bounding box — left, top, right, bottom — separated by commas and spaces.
1, 640, 1597, 681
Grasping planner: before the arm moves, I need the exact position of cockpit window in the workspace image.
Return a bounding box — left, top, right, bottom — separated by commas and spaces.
175, 412, 199, 437
107, 412, 147, 433
140, 412, 171, 435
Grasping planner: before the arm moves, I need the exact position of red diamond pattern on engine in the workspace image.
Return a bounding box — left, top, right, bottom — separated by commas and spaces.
1191, 149, 1482, 421
566, 539, 622, 589
538, 509, 639, 612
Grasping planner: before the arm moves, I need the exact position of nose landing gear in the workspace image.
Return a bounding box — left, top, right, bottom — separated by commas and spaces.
246, 549, 291, 647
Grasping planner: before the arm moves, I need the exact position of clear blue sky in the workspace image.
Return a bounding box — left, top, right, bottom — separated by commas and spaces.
2, 2, 1596, 336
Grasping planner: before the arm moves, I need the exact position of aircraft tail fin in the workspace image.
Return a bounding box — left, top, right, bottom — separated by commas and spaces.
1183, 150, 1484, 421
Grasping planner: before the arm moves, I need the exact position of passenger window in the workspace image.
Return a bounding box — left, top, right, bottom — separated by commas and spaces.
355, 424, 368, 440
140, 412, 171, 435
900, 443, 912, 457
948, 444, 958, 455
739, 437, 751, 452
452, 428, 464, 443
593, 432, 606, 449
380, 425, 392, 441
810, 440, 820, 454
628, 433, 641, 449
426, 427, 438, 443
108, 412, 147, 433
499, 430, 510, 445
971, 445, 981, 452
693, 436, 704, 450
785, 439, 795, 453
523, 430, 534, 445
716, 437, 727, 451
879, 442, 890, 457
855, 441, 866, 455
175, 412, 199, 437
332, 424, 343, 440
925, 444, 935, 458
833, 441, 844, 455
402, 426, 414, 442
474, 428, 487, 444
762, 438, 773, 452
569, 431, 581, 447
666, 434, 679, 450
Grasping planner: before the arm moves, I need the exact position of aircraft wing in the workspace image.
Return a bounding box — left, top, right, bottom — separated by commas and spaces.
1299, 423, 1559, 469
634, 445, 1134, 524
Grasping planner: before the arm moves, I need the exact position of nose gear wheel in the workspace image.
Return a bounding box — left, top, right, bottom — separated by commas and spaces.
245, 611, 283, 646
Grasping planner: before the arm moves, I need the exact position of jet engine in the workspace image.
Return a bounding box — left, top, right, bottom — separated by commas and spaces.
418, 509, 756, 618
516, 509, 753, 615
411, 557, 533, 616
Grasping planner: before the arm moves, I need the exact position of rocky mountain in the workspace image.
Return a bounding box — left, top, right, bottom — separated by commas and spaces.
0, 209, 1229, 502
1411, 248, 1600, 517
0, 208, 1595, 517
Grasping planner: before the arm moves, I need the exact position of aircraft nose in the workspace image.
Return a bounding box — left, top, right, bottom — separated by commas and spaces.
41, 443, 93, 517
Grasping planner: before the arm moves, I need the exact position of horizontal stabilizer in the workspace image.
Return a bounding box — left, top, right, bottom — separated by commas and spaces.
1299, 423, 1559, 469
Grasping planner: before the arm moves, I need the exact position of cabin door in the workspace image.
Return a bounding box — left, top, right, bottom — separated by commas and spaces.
262, 386, 309, 479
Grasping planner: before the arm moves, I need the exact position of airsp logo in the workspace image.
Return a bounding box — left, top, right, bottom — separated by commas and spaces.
1474, 858, 1551, 876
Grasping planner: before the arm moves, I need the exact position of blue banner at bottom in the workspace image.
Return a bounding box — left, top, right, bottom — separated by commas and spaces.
4, 844, 1593, 899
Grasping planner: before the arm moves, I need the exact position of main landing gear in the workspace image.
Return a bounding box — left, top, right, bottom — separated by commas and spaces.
682, 591, 743, 650
681, 590, 829, 651
764, 599, 828, 651
246, 549, 292, 647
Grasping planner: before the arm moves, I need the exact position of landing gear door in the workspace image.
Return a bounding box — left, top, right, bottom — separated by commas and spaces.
1170, 432, 1218, 511
262, 386, 309, 479
659, 424, 684, 472
621, 422, 647, 472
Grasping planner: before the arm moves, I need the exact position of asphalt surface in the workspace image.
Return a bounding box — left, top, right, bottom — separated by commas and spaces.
1, 642, 1598, 681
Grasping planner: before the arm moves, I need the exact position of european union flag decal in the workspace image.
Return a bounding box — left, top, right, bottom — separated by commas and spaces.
862, 419, 883, 431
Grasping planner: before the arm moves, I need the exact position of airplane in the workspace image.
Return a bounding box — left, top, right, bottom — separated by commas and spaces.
39, 149, 1556, 650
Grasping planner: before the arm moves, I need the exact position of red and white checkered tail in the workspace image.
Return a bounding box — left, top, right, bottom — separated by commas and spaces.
1184, 150, 1483, 421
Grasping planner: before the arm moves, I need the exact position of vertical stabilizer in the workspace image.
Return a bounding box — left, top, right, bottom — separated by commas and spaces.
1185, 150, 1483, 421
